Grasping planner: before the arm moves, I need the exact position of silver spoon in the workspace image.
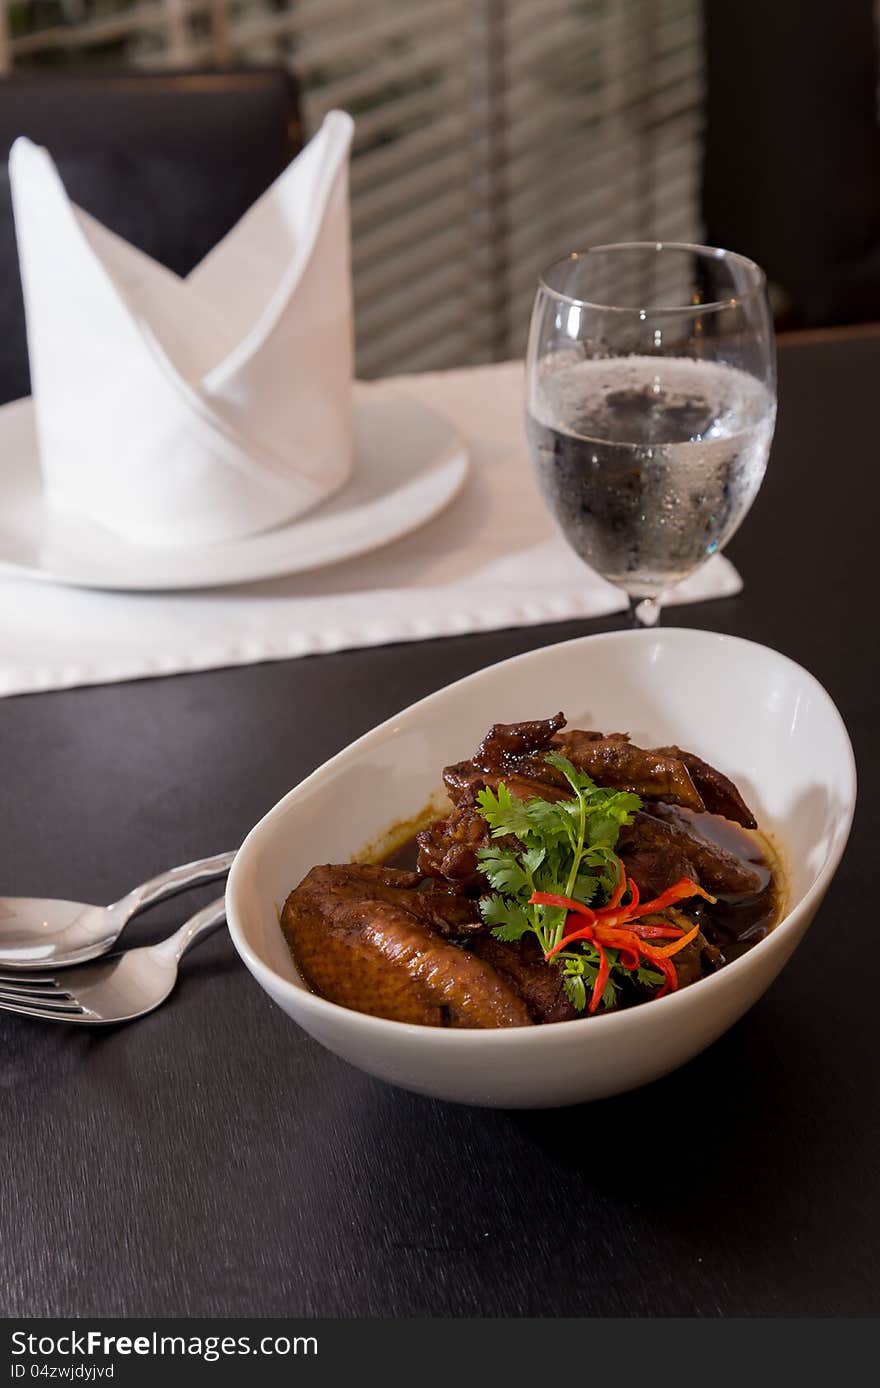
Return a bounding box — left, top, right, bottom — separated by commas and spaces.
0, 850, 235, 969
0, 898, 226, 1024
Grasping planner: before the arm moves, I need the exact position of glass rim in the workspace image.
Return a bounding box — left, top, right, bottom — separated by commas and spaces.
538, 241, 767, 314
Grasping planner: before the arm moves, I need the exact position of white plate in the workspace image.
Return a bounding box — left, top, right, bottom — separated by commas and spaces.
226, 628, 856, 1109
0, 389, 469, 591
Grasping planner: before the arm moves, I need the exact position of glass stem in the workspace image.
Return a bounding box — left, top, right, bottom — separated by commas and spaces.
628, 595, 662, 628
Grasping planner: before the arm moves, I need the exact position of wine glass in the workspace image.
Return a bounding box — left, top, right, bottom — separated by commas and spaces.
525, 242, 776, 626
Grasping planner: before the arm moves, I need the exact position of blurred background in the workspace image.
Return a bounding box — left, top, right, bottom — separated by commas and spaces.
0, 0, 879, 398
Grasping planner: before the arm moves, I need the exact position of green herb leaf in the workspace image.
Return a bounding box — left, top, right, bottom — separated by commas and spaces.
544, 750, 598, 795
563, 972, 587, 1011
475, 846, 532, 897
480, 894, 532, 941
521, 844, 546, 875
476, 750, 645, 1009
476, 783, 536, 840
559, 951, 621, 1013
635, 964, 665, 988
572, 871, 600, 902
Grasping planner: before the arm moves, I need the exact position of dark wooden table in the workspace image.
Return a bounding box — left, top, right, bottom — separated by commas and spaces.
1, 332, 877, 1318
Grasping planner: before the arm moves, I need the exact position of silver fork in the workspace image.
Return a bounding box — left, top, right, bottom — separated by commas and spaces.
0, 898, 226, 1024
0, 850, 235, 969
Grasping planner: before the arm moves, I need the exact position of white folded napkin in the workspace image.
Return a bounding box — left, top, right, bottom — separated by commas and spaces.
9, 110, 355, 546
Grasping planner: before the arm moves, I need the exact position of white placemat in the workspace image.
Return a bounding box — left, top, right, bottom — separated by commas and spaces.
0, 361, 741, 698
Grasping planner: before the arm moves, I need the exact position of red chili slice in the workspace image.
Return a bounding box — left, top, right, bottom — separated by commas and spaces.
589, 940, 611, 1014
527, 867, 710, 1008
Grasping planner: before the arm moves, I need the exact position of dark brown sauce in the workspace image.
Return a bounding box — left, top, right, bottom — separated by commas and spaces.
383, 837, 421, 872
645, 806, 782, 962
353, 796, 448, 868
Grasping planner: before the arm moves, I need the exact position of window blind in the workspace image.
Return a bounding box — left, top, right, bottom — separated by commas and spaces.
0, 0, 705, 376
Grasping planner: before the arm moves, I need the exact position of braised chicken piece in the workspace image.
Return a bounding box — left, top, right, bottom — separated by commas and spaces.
443, 712, 568, 803
474, 713, 567, 759
414, 787, 491, 887
282, 863, 533, 1028
289, 862, 479, 937
654, 746, 757, 828
551, 729, 704, 811
443, 713, 725, 817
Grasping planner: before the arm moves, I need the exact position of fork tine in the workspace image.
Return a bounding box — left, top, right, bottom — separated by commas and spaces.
0, 984, 73, 1003
0, 990, 81, 1011
0, 976, 65, 994
0, 998, 88, 1021
0, 972, 57, 985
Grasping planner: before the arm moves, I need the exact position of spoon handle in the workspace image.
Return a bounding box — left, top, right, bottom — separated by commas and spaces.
155, 898, 227, 965
113, 851, 236, 924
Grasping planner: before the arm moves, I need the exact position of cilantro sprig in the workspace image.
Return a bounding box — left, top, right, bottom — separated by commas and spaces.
475, 753, 661, 1012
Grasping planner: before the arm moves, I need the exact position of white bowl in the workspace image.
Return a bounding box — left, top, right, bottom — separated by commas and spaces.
226, 629, 856, 1108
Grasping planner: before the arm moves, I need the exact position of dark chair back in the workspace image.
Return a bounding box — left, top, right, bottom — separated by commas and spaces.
703, 0, 880, 329
0, 68, 302, 403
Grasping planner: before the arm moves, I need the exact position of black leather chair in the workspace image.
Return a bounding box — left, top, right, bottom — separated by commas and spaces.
0, 68, 302, 402
703, 0, 880, 329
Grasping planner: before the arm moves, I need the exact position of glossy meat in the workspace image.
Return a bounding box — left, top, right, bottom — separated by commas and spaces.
618, 811, 761, 898
444, 714, 709, 813
468, 933, 578, 1023
282, 864, 533, 1028
290, 861, 479, 936
655, 746, 757, 828
416, 788, 490, 886
442, 713, 569, 803
443, 762, 565, 804
550, 730, 704, 810
476, 712, 566, 760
